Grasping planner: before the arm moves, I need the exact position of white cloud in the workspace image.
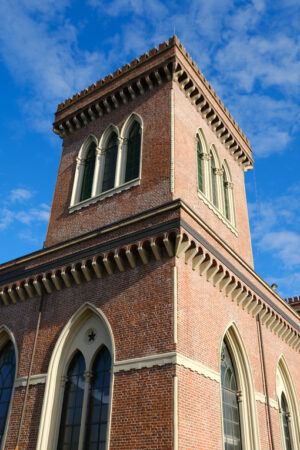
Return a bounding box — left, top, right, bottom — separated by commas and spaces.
258, 231, 300, 267
0, 1, 109, 133
9, 188, 33, 203
0, 208, 14, 231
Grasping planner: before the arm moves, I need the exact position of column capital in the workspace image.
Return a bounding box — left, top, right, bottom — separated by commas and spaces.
61, 375, 68, 387
214, 168, 224, 176
236, 390, 243, 403
76, 156, 85, 166
225, 181, 234, 189
84, 371, 93, 382
200, 153, 210, 161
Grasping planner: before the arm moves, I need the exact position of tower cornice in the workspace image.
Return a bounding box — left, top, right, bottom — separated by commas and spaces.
53, 36, 253, 171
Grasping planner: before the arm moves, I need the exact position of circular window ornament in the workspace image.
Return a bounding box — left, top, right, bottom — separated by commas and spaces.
85, 328, 97, 345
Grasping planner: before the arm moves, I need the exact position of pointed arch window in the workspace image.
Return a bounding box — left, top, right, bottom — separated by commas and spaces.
223, 169, 230, 220
197, 140, 204, 192
210, 151, 217, 207
101, 133, 119, 192
0, 341, 16, 446
57, 352, 86, 449
125, 121, 141, 183
221, 340, 242, 449
276, 357, 300, 449
80, 143, 96, 202
281, 393, 292, 450
84, 346, 112, 449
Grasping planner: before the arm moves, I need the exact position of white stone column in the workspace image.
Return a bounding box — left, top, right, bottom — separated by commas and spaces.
78, 370, 93, 450
115, 137, 127, 186
201, 153, 211, 198
226, 181, 235, 225
92, 146, 103, 196
70, 157, 85, 205
214, 167, 224, 210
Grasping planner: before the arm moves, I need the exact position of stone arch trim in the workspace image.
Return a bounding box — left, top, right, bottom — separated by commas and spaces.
276, 355, 300, 448
220, 321, 260, 449
70, 134, 98, 206
37, 302, 115, 450
120, 112, 143, 139
98, 123, 120, 150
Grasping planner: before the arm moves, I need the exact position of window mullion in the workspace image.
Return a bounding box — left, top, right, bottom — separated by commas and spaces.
78, 371, 93, 450
114, 137, 124, 187
91, 147, 102, 196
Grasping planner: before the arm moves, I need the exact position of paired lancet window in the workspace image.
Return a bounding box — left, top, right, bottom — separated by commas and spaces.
58, 346, 111, 450
220, 325, 260, 449
0, 340, 16, 446
276, 357, 300, 449
196, 131, 236, 228
221, 340, 242, 449
71, 114, 142, 208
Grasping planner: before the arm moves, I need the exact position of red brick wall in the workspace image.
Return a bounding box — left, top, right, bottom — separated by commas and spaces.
173, 83, 253, 267
45, 84, 172, 248
176, 256, 300, 450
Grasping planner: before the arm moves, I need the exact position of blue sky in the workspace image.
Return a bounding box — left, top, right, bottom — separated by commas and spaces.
0, 0, 299, 298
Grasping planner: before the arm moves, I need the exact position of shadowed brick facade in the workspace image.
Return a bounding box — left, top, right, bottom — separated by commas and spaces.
0, 36, 299, 450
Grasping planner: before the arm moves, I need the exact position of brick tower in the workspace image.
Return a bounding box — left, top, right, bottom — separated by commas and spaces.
0, 37, 299, 450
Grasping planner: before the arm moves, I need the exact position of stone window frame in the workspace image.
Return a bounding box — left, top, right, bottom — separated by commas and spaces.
196, 128, 237, 235
69, 112, 143, 213
37, 303, 115, 450
219, 322, 260, 450
276, 356, 300, 449
0, 325, 18, 450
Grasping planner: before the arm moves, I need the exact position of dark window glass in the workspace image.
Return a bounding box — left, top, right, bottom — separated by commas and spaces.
102, 133, 118, 192
197, 141, 203, 192
80, 143, 96, 202
221, 340, 242, 450
281, 394, 292, 450
210, 152, 217, 206
125, 122, 141, 183
223, 169, 230, 220
58, 352, 85, 450
0, 341, 16, 445
84, 346, 111, 450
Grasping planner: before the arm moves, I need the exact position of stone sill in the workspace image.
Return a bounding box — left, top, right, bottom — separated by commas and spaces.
197, 190, 238, 236
69, 178, 140, 213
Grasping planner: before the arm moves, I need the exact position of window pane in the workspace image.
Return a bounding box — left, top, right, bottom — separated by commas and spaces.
80, 143, 96, 202
223, 170, 230, 220
281, 394, 292, 450
197, 141, 203, 192
221, 341, 242, 450
57, 352, 86, 450
102, 133, 118, 192
210, 152, 217, 206
0, 342, 16, 446
125, 122, 141, 183
84, 346, 111, 450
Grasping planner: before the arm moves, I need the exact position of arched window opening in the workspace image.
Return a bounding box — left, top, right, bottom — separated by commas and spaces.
84, 346, 112, 449
210, 151, 217, 206
221, 340, 242, 450
0, 341, 16, 446
223, 169, 230, 220
102, 133, 118, 192
281, 393, 292, 450
197, 140, 203, 192
57, 352, 86, 450
125, 122, 141, 183
80, 143, 96, 202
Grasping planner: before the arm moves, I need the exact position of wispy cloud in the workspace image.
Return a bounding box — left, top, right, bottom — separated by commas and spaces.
0, 188, 50, 234
0, 0, 108, 132
9, 188, 33, 203
249, 185, 300, 295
